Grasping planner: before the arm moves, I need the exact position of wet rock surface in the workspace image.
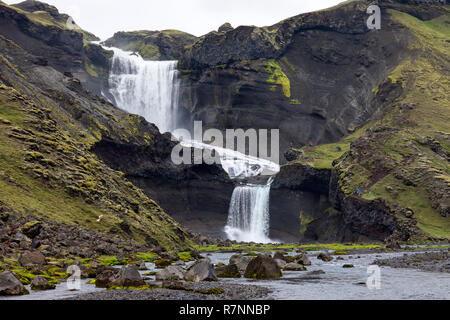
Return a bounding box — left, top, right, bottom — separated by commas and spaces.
67, 282, 271, 300
373, 250, 450, 273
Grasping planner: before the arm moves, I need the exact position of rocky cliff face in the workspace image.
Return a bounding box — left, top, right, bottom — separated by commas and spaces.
271, 1, 449, 242
0, 1, 192, 249
1, 0, 447, 245
176, 0, 413, 157
88, 0, 449, 243
103, 30, 197, 61
0, 1, 112, 96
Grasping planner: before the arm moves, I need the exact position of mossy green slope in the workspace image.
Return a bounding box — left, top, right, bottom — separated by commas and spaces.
0, 34, 191, 249
286, 9, 450, 240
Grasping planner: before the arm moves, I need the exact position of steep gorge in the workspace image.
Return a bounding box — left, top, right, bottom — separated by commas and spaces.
102, 0, 449, 242
1, 0, 448, 245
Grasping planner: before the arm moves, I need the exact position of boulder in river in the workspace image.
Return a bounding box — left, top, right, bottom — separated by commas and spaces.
30, 276, 56, 290
155, 265, 185, 281
184, 259, 217, 282
229, 254, 254, 272
244, 255, 282, 279
95, 269, 119, 288
283, 263, 307, 271
317, 252, 333, 262
110, 265, 145, 287
274, 251, 295, 263
0, 271, 28, 295
215, 263, 241, 278
294, 253, 312, 266
307, 270, 326, 275
274, 259, 287, 269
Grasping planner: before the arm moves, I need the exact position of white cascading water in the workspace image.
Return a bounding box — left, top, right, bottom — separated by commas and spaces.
105, 46, 278, 243
107, 47, 180, 133
181, 140, 279, 243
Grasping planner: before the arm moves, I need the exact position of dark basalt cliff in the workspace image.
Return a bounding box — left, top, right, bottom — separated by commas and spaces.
0, 1, 112, 96
103, 30, 197, 61
0, 0, 448, 244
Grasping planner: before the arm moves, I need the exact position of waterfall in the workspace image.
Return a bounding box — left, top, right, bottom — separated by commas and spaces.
107, 47, 180, 133
224, 181, 273, 244
105, 45, 278, 244
181, 140, 278, 243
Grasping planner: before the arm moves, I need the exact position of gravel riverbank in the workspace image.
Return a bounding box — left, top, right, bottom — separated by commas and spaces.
66, 282, 272, 300
372, 250, 449, 273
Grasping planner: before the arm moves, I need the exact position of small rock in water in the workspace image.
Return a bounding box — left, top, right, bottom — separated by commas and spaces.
110, 265, 145, 287
283, 263, 306, 271
294, 253, 311, 266
229, 254, 254, 272
307, 270, 325, 275
274, 259, 287, 269
30, 276, 56, 290
342, 264, 354, 268
317, 252, 333, 262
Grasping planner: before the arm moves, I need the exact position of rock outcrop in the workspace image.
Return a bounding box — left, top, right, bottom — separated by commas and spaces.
103, 30, 197, 61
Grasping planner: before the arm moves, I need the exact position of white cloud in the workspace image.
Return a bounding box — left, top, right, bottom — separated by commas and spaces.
5, 0, 342, 40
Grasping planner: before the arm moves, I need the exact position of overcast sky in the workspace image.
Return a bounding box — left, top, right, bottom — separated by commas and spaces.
6, 0, 343, 40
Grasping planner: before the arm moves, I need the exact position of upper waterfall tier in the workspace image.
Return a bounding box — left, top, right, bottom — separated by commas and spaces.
107, 47, 180, 133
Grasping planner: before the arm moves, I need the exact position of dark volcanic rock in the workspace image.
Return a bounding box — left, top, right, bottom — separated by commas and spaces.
103, 30, 197, 61
317, 252, 333, 262
95, 269, 119, 288
215, 263, 241, 278
0, 271, 27, 295
283, 263, 306, 271
30, 276, 56, 290
110, 265, 145, 287
19, 250, 46, 267
155, 265, 185, 281
184, 259, 218, 282
244, 255, 282, 279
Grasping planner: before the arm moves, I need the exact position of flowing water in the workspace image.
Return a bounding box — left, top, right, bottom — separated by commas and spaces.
225, 184, 272, 244
106, 47, 279, 243
207, 251, 450, 300
108, 47, 180, 133
2, 250, 448, 300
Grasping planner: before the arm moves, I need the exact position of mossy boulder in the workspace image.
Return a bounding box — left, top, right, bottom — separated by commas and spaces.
244, 255, 282, 279
22, 221, 42, 238
215, 263, 241, 278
